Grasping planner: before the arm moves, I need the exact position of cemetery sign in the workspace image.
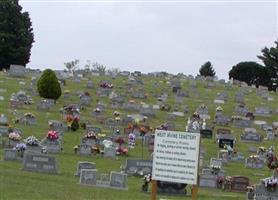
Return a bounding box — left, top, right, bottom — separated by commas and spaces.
152, 130, 200, 185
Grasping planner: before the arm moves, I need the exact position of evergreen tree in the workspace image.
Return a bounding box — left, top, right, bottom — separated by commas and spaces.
257, 40, 278, 90
71, 118, 79, 131
199, 61, 216, 77
37, 69, 62, 101
0, 0, 34, 70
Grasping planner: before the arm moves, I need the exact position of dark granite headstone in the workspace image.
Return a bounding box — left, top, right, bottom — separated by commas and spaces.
124, 159, 152, 176
219, 138, 234, 148
22, 153, 58, 174
80, 169, 98, 185
200, 129, 213, 139
109, 172, 128, 190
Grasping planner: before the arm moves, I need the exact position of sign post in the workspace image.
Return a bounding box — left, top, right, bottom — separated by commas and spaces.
151, 130, 200, 200
151, 180, 157, 200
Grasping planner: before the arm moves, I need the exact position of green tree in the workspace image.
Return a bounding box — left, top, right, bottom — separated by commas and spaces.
229, 61, 269, 87
0, 0, 34, 70
37, 69, 62, 101
257, 40, 278, 90
199, 61, 216, 77
70, 118, 79, 131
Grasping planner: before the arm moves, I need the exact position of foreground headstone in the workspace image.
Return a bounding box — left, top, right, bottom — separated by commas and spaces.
109, 172, 128, 190
22, 153, 58, 174
80, 169, 98, 185
75, 161, 96, 177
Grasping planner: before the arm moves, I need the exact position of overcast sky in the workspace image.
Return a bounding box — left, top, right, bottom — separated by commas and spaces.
20, 0, 277, 79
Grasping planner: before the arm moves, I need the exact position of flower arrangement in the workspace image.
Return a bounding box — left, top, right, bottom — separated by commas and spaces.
116, 146, 128, 155
14, 143, 26, 151
115, 136, 125, 145
47, 130, 59, 141
24, 136, 39, 146
113, 111, 120, 117
9, 132, 21, 141
94, 108, 101, 113
84, 92, 90, 96
140, 127, 147, 135
266, 154, 278, 170
249, 155, 259, 163
65, 115, 80, 123
102, 140, 113, 148
24, 112, 35, 118
262, 177, 278, 192
210, 165, 221, 174
216, 176, 225, 188
85, 131, 97, 139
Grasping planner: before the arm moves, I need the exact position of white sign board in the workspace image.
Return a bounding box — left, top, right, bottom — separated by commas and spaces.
152, 130, 200, 185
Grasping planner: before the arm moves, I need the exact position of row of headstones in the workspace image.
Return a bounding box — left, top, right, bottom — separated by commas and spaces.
77, 162, 127, 190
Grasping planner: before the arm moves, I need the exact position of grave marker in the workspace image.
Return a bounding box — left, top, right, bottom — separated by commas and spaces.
22, 153, 58, 174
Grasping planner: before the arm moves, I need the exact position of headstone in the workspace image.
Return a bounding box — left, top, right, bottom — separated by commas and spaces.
233, 118, 252, 128
86, 125, 101, 134
230, 176, 249, 192
103, 147, 116, 158
199, 174, 217, 188
4, 148, 17, 161
41, 139, 61, 153
234, 105, 248, 114
75, 161, 96, 177
109, 172, 128, 190
79, 144, 92, 156
248, 146, 257, 153
254, 107, 272, 117
241, 129, 263, 143
22, 153, 58, 174
245, 157, 264, 169
86, 80, 94, 89
210, 158, 222, 169
200, 129, 213, 139
215, 114, 230, 126
9, 65, 26, 77
0, 126, 9, 136
80, 169, 98, 185
81, 138, 96, 147
219, 138, 234, 148
0, 114, 8, 125
124, 159, 152, 176
157, 181, 187, 194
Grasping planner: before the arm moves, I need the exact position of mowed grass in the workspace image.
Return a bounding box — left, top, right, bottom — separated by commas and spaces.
0, 71, 277, 200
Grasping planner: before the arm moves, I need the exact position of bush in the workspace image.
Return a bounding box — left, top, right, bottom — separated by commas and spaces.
71, 118, 79, 131
37, 69, 62, 101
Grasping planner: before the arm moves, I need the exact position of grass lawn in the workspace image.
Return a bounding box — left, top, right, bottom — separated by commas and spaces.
0, 71, 277, 200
